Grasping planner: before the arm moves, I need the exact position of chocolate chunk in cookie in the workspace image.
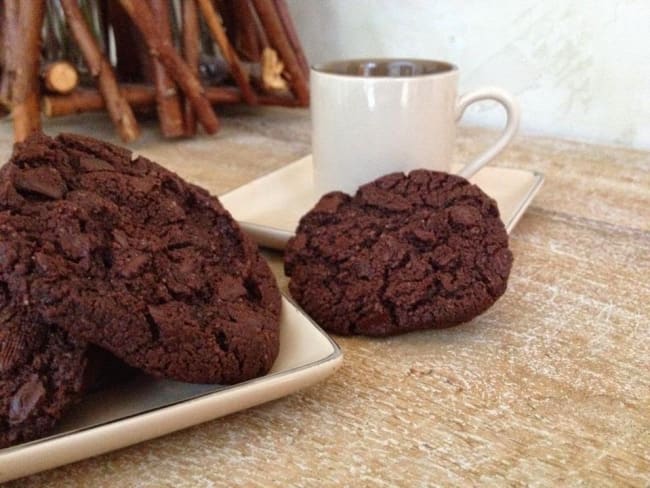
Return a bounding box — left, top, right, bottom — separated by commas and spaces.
0, 215, 131, 448
0, 213, 88, 448
0, 132, 281, 384
0, 293, 89, 448
284, 170, 513, 336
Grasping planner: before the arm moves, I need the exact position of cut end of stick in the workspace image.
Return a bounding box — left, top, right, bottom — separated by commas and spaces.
42, 61, 79, 94
261, 47, 289, 93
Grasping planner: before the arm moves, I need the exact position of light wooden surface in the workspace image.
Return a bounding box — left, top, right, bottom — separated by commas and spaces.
1, 108, 648, 486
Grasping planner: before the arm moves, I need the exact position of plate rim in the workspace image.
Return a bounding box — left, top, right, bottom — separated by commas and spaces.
0, 295, 343, 481
222, 157, 546, 247
504, 170, 545, 233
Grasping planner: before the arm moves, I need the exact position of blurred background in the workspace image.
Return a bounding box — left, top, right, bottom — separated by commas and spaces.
287, 0, 650, 150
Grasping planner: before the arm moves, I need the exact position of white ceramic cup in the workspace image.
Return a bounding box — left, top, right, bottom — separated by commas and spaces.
310, 58, 520, 194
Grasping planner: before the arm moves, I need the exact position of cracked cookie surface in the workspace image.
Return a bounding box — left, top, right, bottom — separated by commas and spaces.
0, 132, 281, 384
0, 186, 123, 448
284, 170, 513, 336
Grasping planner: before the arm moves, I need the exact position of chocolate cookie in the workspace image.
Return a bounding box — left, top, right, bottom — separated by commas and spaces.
0, 229, 96, 449
0, 311, 89, 448
0, 132, 281, 384
1, 220, 132, 448
284, 170, 513, 335
0, 204, 93, 448
0, 313, 128, 448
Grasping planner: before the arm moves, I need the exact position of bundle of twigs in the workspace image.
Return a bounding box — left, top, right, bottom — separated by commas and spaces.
0, 0, 309, 142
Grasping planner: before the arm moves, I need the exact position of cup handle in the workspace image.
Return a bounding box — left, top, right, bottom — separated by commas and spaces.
455, 87, 520, 178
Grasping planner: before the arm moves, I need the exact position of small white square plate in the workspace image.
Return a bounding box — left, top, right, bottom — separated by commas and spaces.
221, 156, 545, 249
0, 297, 342, 483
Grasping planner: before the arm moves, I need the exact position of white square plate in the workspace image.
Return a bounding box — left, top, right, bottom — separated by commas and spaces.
221, 156, 545, 249
0, 297, 342, 483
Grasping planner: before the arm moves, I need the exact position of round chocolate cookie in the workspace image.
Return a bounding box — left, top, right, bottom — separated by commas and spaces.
1, 218, 132, 448
0, 209, 91, 448
0, 227, 91, 448
284, 170, 513, 336
0, 132, 281, 384
0, 312, 125, 448
0, 321, 89, 449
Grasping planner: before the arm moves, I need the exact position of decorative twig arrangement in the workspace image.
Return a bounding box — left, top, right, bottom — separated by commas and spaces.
0, 0, 310, 142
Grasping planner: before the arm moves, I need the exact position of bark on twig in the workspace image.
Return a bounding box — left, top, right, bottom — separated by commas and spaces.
196, 0, 257, 105
118, 0, 220, 134
181, 0, 200, 136
272, 0, 309, 77
149, 0, 185, 137
250, 0, 308, 105
231, 0, 264, 62
0, 0, 19, 110
108, 0, 152, 83
0, 4, 5, 116
43, 84, 299, 117
11, 0, 45, 142
60, 0, 140, 142
43, 84, 158, 117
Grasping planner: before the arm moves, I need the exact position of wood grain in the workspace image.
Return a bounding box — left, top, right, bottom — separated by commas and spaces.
0, 108, 647, 486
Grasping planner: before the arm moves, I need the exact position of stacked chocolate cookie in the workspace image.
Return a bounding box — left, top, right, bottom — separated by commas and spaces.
0, 133, 281, 447
285, 170, 513, 336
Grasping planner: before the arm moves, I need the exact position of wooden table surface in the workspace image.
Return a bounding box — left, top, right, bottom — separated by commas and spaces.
1, 108, 648, 486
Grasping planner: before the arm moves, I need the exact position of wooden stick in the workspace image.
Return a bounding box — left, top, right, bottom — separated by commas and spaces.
195, 0, 257, 105
149, 0, 184, 137
108, 0, 151, 83
42, 84, 300, 117
261, 47, 288, 92
249, 0, 270, 48
0, 3, 5, 117
0, 0, 19, 109
273, 0, 309, 77
250, 0, 309, 106
118, 0, 220, 134
11, 0, 45, 142
43, 84, 158, 117
181, 0, 200, 136
42, 2, 64, 62
97, 0, 110, 57
0, 3, 6, 116
0, 3, 4, 73
41, 61, 79, 94
230, 0, 263, 62
0, 2, 4, 68
255, 91, 301, 107
214, 0, 233, 34
60, 0, 140, 142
